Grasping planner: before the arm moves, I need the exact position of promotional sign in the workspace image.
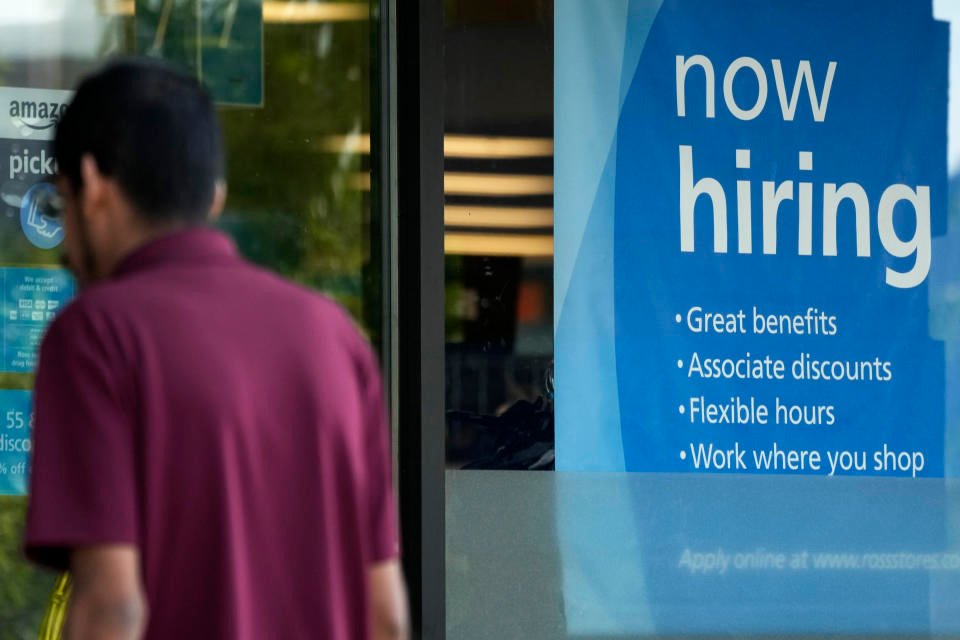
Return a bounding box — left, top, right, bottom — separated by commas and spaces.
0, 87, 70, 256
0, 86, 70, 258
0, 389, 32, 495
0, 87, 75, 375
2, 267, 74, 373
555, 1, 960, 635
0, 87, 75, 495
556, 0, 949, 478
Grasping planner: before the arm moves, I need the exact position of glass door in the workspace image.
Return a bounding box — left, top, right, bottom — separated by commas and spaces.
0, 2, 381, 637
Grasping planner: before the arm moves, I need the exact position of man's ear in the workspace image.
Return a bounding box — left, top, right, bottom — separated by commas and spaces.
208, 180, 227, 222
78, 153, 106, 219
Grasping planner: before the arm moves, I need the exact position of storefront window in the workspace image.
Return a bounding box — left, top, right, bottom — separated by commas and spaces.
0, 2, 379, 636
443, 1, 554, 472
442, 2, 558, 636
446, 1, 960, 637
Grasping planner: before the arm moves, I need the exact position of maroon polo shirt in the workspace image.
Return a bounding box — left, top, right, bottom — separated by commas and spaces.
25, 227, 399, 639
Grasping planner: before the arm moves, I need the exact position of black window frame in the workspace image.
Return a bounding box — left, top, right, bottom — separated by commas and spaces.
388, 0, 446, 637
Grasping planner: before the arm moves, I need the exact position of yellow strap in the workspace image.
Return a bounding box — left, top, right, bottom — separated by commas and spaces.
37, 572, 71, 640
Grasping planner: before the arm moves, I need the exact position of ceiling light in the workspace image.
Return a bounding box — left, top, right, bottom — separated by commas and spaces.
444, 135, 553, 159
263, 1, 367, 23
445, 205, 553, 229
321, 133, 554, 160
98, 1, 369, 23
349, 171, 371, 190
445, 232, 554, 257
97, 0, 133, 16
351, 172, 554, 197
320, 133, 371, 154
444, 173, 553, 196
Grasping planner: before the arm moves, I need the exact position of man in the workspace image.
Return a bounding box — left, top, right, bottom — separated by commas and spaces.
24, 59, 407, 639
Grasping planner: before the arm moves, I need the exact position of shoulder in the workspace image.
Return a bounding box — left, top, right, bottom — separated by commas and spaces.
51, 276, 144, 329
44, 293, 108, 344
40, 287, 130, 365
263, 272, 381, 376
241, 268, 382, 387
245, 264, 371, 344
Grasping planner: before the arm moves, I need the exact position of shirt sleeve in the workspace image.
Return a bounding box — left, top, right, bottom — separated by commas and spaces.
358, 341, 400, 564
24, 302, 138, 570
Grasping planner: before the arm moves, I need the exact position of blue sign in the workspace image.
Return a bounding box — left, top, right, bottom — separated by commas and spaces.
20, 181, 64, 249
555, 4, 960, 636
1, 267, 74, 372
0, 389, 33, 495
556, 0, 950, 478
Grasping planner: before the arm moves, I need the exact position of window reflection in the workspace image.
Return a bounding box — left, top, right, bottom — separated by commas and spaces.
0, 1, 379, 633
443, 0, 554, 470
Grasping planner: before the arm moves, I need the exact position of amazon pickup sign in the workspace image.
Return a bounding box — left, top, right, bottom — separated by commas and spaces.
555, 0, 949, 477
0, 87, 76, 495
0, 88, 71, 253
0, 87, 76, 372
0, 87, 69, 140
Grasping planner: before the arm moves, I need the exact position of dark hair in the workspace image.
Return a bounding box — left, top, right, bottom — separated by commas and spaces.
55, 58, 224, 224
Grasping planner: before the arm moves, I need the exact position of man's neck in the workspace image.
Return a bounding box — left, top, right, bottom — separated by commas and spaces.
100, 221, 196, 280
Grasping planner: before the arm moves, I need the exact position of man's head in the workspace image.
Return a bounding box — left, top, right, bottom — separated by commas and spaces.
54, 58, 226, 286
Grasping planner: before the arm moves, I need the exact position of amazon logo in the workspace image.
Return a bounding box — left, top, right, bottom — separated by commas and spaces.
9, 100, 68, 131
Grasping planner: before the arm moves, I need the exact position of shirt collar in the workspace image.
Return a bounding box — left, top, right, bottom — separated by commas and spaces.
111, 226, 239, 279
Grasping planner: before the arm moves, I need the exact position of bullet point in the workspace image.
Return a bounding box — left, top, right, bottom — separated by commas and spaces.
677, 359, 684, 369
675, 313, 682, 323
678, 404, 686, 415
680, 450, 687, 460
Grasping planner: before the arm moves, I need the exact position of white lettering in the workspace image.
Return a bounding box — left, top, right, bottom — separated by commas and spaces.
762, 179, 795, 254
771, 59, 837, 122
823, 183, 871, 257
676, 55, 716, 118
679, 145, 727, 253
723, 57, 768, 121
877, 184, 931, 289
